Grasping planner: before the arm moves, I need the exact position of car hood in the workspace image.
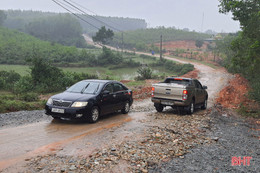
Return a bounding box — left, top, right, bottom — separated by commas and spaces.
51, 92, 96, 102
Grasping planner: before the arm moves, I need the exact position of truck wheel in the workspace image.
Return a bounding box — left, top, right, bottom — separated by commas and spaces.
201, 99, 207, 110
155, 104, 164, 112
187, 101, 194, 115
121, 101, 130, 114
87, 106, 99, 123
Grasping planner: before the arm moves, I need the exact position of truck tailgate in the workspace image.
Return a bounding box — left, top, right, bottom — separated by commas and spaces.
153, 83, 185, 101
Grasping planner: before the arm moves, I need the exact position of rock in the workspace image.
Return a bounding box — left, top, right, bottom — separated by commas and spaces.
60, 167, 66, 172
80, 160, 85, 165
69, 165, 77, 171
111, 148, 116, 151
211, 137, 219, 141
142, 169, 148, 173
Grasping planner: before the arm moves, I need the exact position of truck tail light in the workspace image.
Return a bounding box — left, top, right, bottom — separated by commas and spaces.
152, 87, 155, 97
182, 90, 188, 100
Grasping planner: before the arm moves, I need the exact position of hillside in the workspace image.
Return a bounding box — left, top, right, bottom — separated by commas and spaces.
110, 27, 210, 51
3, 10, 147, 35
0, 27, 85, 64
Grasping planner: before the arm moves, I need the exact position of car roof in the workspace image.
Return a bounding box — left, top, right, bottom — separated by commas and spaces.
82, 79, 121, 84
166, 77, 194, 80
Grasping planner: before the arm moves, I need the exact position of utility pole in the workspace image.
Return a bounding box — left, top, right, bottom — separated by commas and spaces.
121, 32, 124, 53
160, 35, 163, 61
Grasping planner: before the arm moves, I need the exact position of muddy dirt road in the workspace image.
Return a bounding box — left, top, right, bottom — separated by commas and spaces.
0, 56, 236, 172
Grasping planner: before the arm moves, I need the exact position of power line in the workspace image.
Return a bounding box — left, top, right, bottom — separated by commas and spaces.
63, 0, 122, 32
52, 0, 100, 30
65, 0, 124, 31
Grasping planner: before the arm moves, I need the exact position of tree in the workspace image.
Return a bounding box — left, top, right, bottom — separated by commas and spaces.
219, 0, 260, 102
92, 26, 114, 44
0, 10, 7, 26
218, 0, 260, 77
195, 39, 204, 49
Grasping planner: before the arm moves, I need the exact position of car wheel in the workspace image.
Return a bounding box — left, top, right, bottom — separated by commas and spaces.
155, 104, 164, 112
88, 106, 99, 123
187, 101, 195, 115
121, 101, 130, 114
201, 99, 207, 110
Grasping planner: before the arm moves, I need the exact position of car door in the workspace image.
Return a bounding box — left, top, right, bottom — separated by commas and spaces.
112, 83, 127, 110
100, 83, 116, 115
194, 80, 204, 104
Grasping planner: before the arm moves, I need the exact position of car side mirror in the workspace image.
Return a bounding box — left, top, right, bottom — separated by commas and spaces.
203, 86, 208, 89
103, 90, 110, 95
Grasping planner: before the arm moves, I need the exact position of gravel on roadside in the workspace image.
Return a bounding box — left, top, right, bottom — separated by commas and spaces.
0, 110, 52, 129
151, 108, 260, 173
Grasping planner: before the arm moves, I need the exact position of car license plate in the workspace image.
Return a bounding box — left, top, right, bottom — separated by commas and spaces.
161, 101, 174, 106
52, 108, 64, 114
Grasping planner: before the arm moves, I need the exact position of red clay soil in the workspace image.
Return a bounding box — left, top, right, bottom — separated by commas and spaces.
155, 40, 208, 50
181, 69, 199, 79
216, 74, 258, 110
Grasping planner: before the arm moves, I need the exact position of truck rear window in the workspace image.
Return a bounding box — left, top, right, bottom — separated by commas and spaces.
164, 78, 191, 85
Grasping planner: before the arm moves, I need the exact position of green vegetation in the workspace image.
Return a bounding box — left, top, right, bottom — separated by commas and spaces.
219, 0, 260, 103
151, 59, 194, 76
110, 27, 210, 51
0, 27, 94, 65
92, 26, 114, 44
25, 14, 86, 47
136, 67, 153, 80
3, 10, 147, 35
0, 92, 45, 113
0, 10, 6, 26
195, 40, 204, 48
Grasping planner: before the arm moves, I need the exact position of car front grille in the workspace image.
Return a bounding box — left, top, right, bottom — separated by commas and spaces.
53, 100, 72, 108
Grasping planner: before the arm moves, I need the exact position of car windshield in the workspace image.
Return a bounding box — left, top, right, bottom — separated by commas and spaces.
66, 81, 101, 94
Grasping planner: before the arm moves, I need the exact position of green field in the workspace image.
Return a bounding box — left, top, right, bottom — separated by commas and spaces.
0, 64, 173, 80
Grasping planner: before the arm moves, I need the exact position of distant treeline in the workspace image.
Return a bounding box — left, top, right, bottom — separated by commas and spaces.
3, 10, 147, 39
110, 27, 210, 51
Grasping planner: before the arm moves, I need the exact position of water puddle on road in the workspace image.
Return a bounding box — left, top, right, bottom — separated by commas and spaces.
0, 111, 149, 172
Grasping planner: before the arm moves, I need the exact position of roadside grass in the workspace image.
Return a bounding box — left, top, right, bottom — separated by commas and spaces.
238, 104, 260, 119
167, 55, 219, 69
0, 61, 174, 81
124, 80, 146, 87
0, 91, 45, 113
0, 65, 30, 76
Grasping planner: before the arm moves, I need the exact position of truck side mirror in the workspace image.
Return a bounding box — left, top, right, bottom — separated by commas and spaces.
203, 86, 208, 89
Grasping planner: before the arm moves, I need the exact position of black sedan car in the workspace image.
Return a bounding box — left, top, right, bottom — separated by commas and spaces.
45, 80, 133, 123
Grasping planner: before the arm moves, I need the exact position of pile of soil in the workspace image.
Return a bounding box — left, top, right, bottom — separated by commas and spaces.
216, 74, 259, 112
181, 69, 199, 79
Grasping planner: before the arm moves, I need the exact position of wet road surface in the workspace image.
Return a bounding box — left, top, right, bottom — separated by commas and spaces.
0, 113, 134, 171
0, 57, 233, 172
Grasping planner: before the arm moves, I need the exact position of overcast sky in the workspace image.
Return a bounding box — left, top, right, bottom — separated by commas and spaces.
0, 0, 240, 33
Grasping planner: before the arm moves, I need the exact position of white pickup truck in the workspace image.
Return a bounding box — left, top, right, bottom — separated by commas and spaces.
151, 77, 208, 114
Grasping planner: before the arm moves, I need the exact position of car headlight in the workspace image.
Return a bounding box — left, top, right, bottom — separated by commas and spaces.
71, 102, 88, 107
47, 98, 53, 105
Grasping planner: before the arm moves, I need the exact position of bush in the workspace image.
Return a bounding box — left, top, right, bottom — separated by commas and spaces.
0, 70, 21, 91
151, 59, 194, 76
13, 75, 34, 94
136, 67, 153, 80
19, 93, 39, 102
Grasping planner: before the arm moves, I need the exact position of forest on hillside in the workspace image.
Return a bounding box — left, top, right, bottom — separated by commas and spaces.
3, 10, 147, 35
110, 27, 210, 51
